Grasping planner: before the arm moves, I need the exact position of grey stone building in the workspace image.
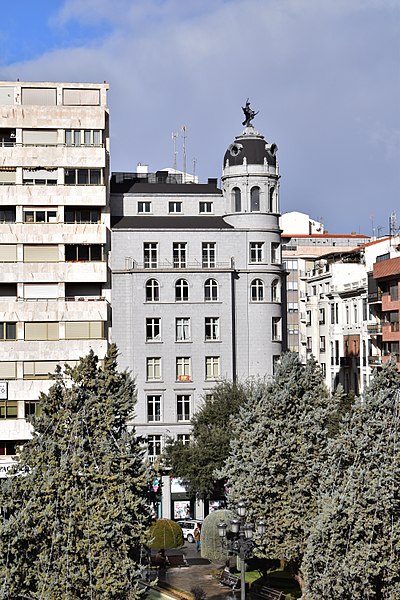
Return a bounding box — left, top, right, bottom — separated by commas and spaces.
111, 121, 286, 518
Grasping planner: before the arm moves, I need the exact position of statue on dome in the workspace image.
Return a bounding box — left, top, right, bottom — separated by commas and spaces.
242, 99, 258, 127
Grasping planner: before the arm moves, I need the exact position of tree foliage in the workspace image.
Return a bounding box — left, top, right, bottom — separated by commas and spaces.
164, 380, 265, 499
149, 519, 184, 551
223, 353, 339, 582
0, 345, 152, 599
303, 360, 400, 599
200, 509, 236, 561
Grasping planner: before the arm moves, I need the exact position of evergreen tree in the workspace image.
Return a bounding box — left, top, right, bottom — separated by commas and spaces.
303, 360, 400, 599
0, 345, 152, 599
164, 380, 264, 499
223, 353, 339, 590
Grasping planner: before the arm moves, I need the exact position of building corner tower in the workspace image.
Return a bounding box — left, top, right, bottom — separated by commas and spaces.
221, 120, 286, 379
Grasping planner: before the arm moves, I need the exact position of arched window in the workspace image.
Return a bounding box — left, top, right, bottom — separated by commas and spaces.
146, 279, 159, 302
204, 278, 218, 302
268, 187, 275, 212
250, 186, 260, 212
175, 279, 189, 302
271, 279, 280, 302
251, 279, 264, 302
232, 187, 241, 212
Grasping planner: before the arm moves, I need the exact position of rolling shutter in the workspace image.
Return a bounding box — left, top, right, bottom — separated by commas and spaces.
0, 362, 16, 378
22, 130, 58, 145
63, 89, 100, 106
21, 88, 57, 106
23, 284, 59, 299
0, 170, 16, 184
25, 322, 59, 341
0, 245, 17, 262
24, 245, 59, 262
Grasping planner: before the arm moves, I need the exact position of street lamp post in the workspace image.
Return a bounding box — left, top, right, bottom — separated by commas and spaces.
218, 500, 266, 600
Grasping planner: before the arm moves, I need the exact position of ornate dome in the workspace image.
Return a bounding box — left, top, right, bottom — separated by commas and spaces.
223, 126, 277, 168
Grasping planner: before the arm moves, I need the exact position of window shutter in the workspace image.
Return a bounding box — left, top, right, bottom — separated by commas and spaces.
23, 168, 57, 180
0, 245, 17, 262
23, 284, 59, 299
65, 321, 90, 339
24, 245, 59, 262
89, 321, 103, 339
25, 323, 47, 340
0, 169, 16, 183
22, 130, 58, 145
47, 323, 59, 340
63, 89, 100, 106
0, 362, 16, 378
21, 88, 57, 105
0, 87, 15, 105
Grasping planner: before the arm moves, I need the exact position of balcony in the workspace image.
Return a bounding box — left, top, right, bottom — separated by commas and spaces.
368, 356, 382, 366
368, 291, 382, 304
367, 323, 382, 335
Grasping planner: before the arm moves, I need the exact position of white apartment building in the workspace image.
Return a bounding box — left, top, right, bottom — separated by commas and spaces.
111, 122, 286, 518
0, 81, 110, 474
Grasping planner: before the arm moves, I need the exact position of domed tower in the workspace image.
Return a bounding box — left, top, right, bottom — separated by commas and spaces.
222, 102, 285, 378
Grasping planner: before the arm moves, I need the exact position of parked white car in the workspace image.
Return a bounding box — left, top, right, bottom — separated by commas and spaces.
176, 520, 202, 543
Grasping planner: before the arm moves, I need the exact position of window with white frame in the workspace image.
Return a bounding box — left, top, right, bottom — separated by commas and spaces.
147, 394, 161, 422
65, 244, 103, 261
202, 242, 216, 268
169, 201, 182, 214
147, 435, 162, 461
177, 434, 190, 445
173, 243, 187, 268
271, 279, 280, 302
249, 242, 264, 263
65, 129, 102, 146
175, 279, 189, 301
145, 279, 160, 302
146, 357, 161, 381
199, 201, 213, 214
319, 308, 325, 325
23, 168, 58, 185
272, 317, 281, 341
204, 278, 218, 301
177, 394, 191, 421
250, 279, 264, 302
205, 356, 220, 380
176, 317, 190, 341
23, 208, 57, 223
143, 243, 158, 268
146, 317, 161, 341
205, 317, 220, 341
138, 201, 151, 214
320, 336, 326, 352
176, 357, 191, 380
271, 242, 281, 264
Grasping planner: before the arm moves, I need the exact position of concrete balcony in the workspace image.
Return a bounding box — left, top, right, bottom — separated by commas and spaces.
0, 145, 106, 168
0, 184, 107, 206
0, 298, 108, 321
0, 105, 107, 129
0, 223, 107, 244
0, 261, 107, 284
0, 338, 107, 363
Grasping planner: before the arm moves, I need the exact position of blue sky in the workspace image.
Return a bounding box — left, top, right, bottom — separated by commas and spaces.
1, 0, 399, 236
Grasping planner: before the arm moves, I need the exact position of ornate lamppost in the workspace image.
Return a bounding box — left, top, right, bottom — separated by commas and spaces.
218, 500, 266, 600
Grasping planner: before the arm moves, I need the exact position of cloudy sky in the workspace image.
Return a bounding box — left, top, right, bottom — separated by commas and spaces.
0, 0, 398, 235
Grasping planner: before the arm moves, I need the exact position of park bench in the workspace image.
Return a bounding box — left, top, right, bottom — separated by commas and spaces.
219, 570, 241, 590
167, 554, 188, 568
250, 584, 284, 600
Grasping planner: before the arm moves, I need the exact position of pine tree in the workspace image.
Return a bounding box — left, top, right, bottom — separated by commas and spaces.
0, 345, 152, 599
223, 353, 339, 589
303, 360, 400, 599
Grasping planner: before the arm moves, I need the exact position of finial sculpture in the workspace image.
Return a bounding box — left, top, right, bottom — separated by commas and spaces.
242, 99, 258, 127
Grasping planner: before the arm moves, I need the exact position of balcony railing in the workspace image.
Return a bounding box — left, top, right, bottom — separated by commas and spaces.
368, 356, 382, 366
367, 323, 382, 334
125, 259, 232, 270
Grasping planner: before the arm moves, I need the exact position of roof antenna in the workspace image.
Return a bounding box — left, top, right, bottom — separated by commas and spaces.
172, 132, 178, 172
181, 125, 187, 183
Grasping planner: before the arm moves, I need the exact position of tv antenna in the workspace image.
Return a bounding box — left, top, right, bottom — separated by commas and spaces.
389, 211, 398, 237
172, 132, 178, 171
181, 125, 187, 183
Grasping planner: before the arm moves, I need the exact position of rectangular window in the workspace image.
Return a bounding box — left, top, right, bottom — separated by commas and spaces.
272, 317, 281, 341
319, 308, 325, 325
0, 322, 16, 341
0, 169, 16, 184
23, 361, 59, 379
176, 357, 191, 381
24, 322, 59, 341
169, 201, 182, 214
63, 88, 100, 106
0, 284, 17, 298
249, 242, 264, 263
25, 401, 41, 418
148, 435, 162, 461
176, 318, 190, 342
173, 242, 187, 268
0, 400, 17, 419
147, 395, 161, 422
331, 304, 335, 325
0, 441, 21, 456
307, 337, 312, 352
271, 242, 281, 264
0, 245, 17, 262
199, 202, 213, 214
306, 310, 311, 326
23, 168, 57, 185
205, 356, 220, 380
320, 336, 326, 352
146, 318, 161, 341
24, 245, 59, 262
21, 87, 57, 105
273, 355, 280, 375
64, 169, 102, 185
23, 209, 57, 223
205, 317, 219, 341
177, 394, 191, 421
0, 362, 16, 379
177, 434, 190, 445
65, 129, 102, 146
0, 208, 15, 223
64, 208, 100, 224
138, 201, 151, 214
65, 321, 104, 339
146, 357, 161, 381
65, 244, 103, 261
22, 129, 58, 146
143, 243, 158, 268
202, 242, 216, 268
320, 363, 326, 377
